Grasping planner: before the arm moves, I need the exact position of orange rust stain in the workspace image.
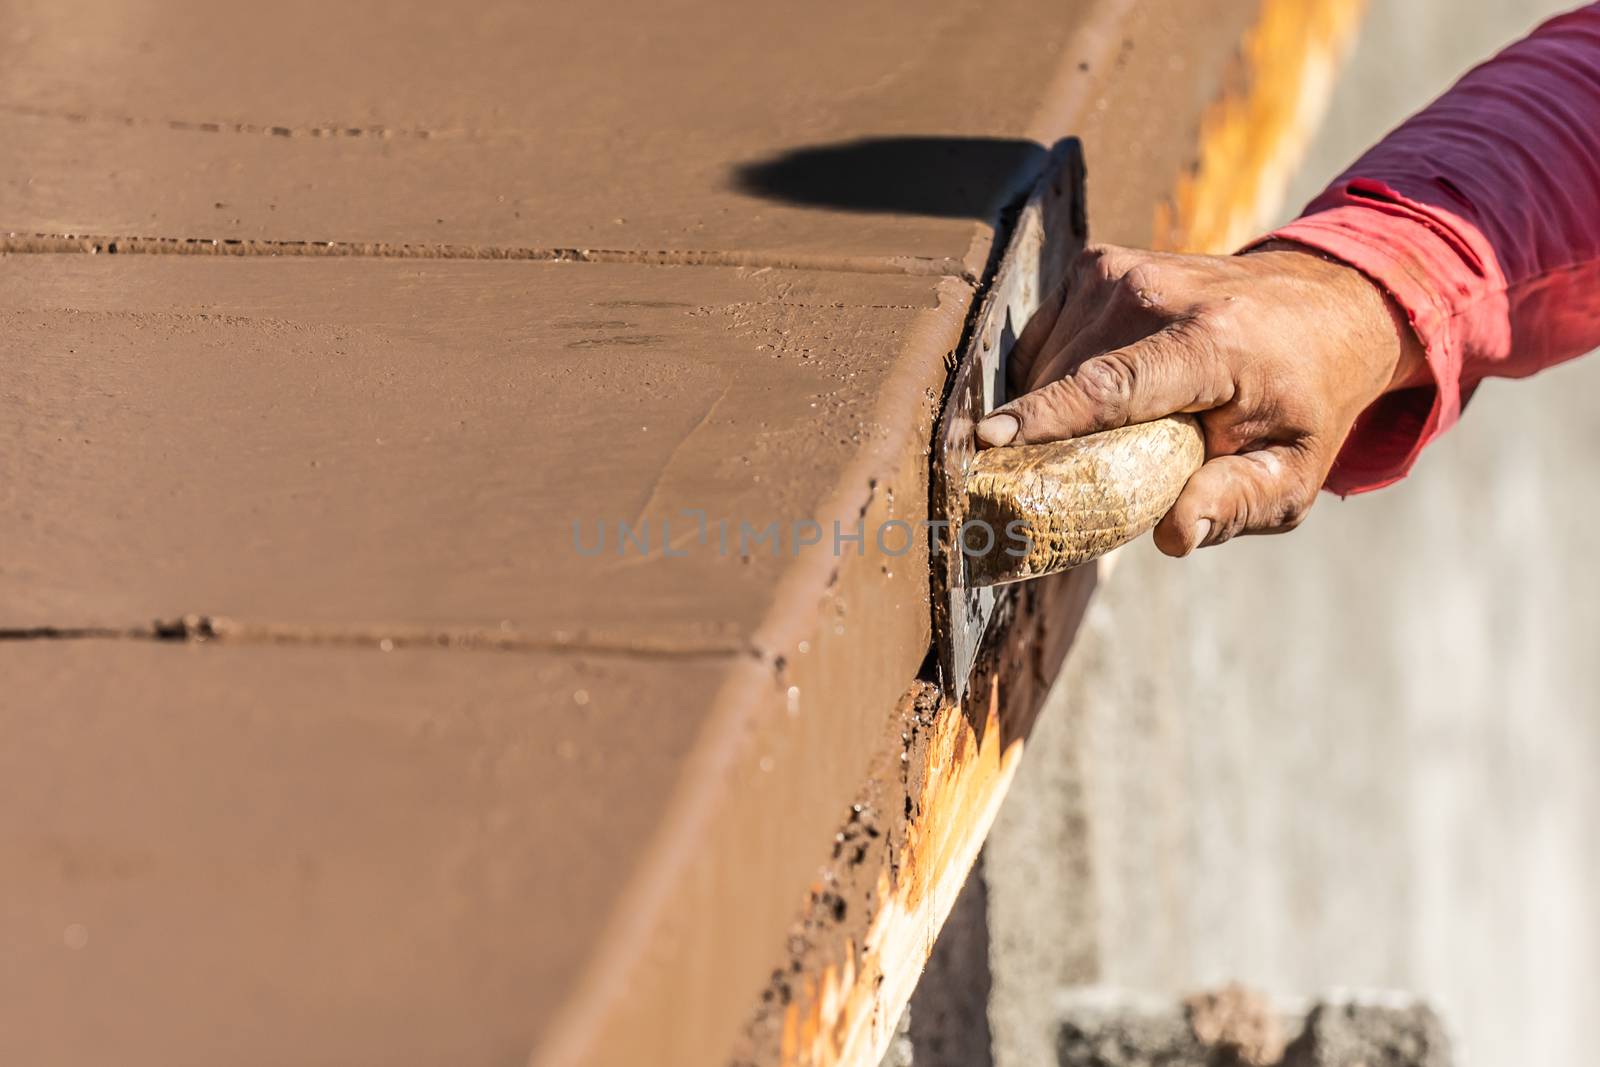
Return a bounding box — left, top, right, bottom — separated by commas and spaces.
766, 564, 1099, 1067
779, 676, 1019, 1067
1154, 0, 1366, 254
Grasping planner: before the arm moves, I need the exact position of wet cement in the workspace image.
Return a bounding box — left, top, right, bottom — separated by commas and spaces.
1, 0, 1093, 273
2, 255, 968, 1067
2, 640, 730, 1066
2, 256, 959, 643
1, 1, 1265, 1065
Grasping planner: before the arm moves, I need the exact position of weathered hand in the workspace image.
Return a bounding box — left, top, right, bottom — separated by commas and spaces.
975, 242, 1427, 556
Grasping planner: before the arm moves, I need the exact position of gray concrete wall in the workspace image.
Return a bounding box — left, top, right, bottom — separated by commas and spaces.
983, 3, 1600, 1066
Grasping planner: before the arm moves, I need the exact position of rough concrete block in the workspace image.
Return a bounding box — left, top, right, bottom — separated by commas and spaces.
1053, 988, 1452, 1067
1282, 998, 1452, 1067
1055, 988, 1238, 1067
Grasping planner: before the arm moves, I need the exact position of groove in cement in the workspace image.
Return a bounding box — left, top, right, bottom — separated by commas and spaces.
3, 102, 463, 141
0, 616, 761, 660
0, 232, 976, 280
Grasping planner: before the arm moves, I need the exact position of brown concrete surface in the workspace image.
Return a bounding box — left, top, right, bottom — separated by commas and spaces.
7, 249, 967, 1067
3, 640, 729, 1067
1, 0, 1090, 271
2, 1, 1285, 1065
5, 255, 966, 1067
3, 256, 960, 640
0, 0, 1262, 265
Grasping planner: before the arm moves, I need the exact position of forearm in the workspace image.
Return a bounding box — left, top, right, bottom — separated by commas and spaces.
1255, 4, 1600, 493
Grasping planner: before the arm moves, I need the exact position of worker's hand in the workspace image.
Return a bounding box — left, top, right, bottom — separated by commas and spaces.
975, 242, 1427, 556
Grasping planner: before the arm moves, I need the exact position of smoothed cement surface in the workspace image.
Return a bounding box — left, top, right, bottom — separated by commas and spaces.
3, 640, 723, 1066
1, 1, 1267, 1064
1, 0, 1255, 264
3, 255, 967, 1067
2, 256, 954, 643
1, 0, 1087, 270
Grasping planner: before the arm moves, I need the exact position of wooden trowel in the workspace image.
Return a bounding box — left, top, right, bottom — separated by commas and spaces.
933, 141, 1204, 702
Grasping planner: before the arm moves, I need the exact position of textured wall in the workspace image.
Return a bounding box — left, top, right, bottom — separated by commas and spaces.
985, 3, 1600, 1066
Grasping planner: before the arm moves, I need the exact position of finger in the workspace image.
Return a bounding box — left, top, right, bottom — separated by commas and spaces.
1151, 446, 1318, 557
1006, 281, 1068, 395
1023, 290, 1143, 394
1018, 256, 1124, 393
1009, 246, 1125, 394
1026, 249, 1179, 393
977, 327, 1230, 447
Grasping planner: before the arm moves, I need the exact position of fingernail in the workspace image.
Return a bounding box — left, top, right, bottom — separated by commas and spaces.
1191, 518, 1213, 552
976, 413, 1019, 447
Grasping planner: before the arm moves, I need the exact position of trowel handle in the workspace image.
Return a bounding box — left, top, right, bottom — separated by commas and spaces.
961, 414, 1205, 587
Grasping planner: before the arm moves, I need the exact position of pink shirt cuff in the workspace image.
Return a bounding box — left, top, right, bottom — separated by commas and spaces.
1254, 183, 1489, 495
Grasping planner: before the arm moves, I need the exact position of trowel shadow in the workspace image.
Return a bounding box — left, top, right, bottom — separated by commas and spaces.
731, 135, 1054, 222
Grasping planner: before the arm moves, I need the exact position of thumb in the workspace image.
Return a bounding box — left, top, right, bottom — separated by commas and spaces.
1152, 447, 1318, 556
977, 327, 1228, 447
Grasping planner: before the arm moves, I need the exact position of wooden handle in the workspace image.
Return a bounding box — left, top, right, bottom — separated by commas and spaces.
961, 414, 1205, 587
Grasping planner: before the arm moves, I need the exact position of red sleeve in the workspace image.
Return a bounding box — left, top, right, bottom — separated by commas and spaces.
1254, 4, 1600, 495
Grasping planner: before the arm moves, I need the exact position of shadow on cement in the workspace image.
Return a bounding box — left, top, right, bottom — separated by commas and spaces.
732, 135, 1050, 218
